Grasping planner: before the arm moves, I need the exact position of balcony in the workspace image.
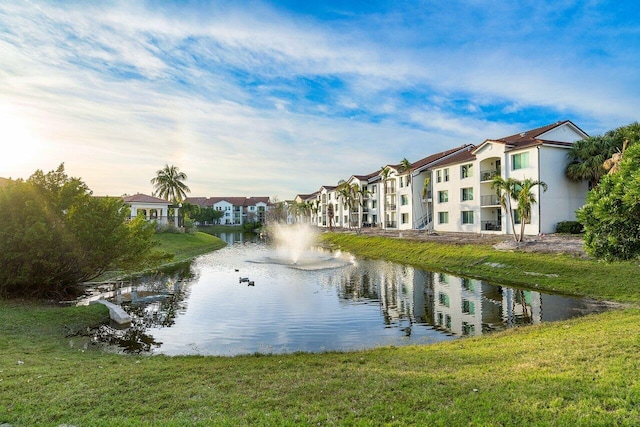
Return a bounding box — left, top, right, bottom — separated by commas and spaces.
480, 195, 500, 206
387, 204, 397, 211
385, 221, 397, 228
481, 221, 501, 231
480, 169, 501, 182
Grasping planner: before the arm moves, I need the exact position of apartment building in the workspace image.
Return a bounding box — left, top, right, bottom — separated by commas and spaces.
432, 120, 588, 235
185, 196, 270, 225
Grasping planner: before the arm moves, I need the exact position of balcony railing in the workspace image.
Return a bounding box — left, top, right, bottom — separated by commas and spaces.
481, 221, 501, 231
480, 169, 501, 182
480, 195, 500, 206
387, 204, 397, 211
385, 221, 397, 228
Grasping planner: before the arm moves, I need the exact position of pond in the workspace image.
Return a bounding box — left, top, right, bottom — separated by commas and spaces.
85, 235, 610, 356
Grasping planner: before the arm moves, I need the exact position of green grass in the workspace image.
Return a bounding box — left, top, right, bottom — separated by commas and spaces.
152, 231, 226, 263
321, 233, 640, 304
1, 301, 640, 425
2, 233, 640, 425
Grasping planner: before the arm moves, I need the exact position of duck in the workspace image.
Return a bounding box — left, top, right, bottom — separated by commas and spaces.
239, 277, 249, 283
248, 281, 255, 286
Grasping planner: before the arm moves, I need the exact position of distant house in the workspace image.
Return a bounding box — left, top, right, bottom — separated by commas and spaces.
123, 193, 176, 226
184, 196, 271, 225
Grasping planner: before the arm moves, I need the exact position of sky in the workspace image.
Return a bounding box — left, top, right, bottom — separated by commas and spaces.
1, 0, 639, 200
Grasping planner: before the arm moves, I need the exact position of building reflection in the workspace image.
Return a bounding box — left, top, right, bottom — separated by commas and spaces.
334, 260, 587, 338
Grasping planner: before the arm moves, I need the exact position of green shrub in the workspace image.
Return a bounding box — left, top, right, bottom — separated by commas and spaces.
555, 221, 583, 234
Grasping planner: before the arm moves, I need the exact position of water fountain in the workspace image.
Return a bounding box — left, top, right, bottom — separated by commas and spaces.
250, 223, 352, 270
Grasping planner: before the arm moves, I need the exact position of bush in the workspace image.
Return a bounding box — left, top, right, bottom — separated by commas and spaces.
155, 223, 182, 234
555, 221, 583, 234
578, 142, 640, 260
0, 164, 165, 299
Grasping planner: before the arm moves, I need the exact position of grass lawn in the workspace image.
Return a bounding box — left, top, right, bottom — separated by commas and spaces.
152, 231, 227, 263
1, 233, 640, 425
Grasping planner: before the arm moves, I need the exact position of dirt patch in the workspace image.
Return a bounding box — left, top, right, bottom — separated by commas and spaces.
327, 228, 587, 257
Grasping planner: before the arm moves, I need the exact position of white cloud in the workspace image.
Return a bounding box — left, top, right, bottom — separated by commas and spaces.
1, 0, 638, 199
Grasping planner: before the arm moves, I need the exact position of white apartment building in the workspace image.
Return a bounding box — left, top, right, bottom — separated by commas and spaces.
432, 120, 588, 235
185, 196, 270, 225
296, 120, 588, 236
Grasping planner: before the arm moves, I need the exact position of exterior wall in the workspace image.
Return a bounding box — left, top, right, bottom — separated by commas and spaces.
397, 173, 413, 230
128, 203, 170, 224
412, 169, 433, 229
504, 146, 542, 236
213, 201, 234, 224
366, 182, 381, 227
537, 146, 588, 233
432, 162, 480, 233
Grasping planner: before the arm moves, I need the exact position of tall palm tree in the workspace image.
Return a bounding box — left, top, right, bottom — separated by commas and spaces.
565, 135, 620, 189
399, 157, 414, 227
337, 182, 359, 229
379, 166, 390, 229
491, 176, 520, 242
516, 178, 548, 242
150, 164, 190, 203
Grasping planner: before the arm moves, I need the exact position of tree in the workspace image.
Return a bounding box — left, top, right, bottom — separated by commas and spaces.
577, 141, 640, 261
566, 122, 640, 188
150, 164, 190, 203
565, 135, 617, 189
0, 165, 166, 299
515, 178, 548, 242
491, 176, 546, 242
327, 202, 334, 230
492, 176, 520, 242
337, 182, 358, 229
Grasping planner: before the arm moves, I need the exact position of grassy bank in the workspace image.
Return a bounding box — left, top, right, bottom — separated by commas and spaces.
1, 300, 639, 425
321, 233, 640, 304
2, 233, 640, 425
152, 231, 226, 263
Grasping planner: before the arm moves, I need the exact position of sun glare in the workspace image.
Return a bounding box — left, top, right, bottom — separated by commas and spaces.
0, 104, 46, 177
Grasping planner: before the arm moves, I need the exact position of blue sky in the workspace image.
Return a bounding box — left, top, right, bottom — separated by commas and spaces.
1, 0, 639, 199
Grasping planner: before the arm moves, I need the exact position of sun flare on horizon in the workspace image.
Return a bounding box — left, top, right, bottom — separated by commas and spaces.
0, 104, 49, 179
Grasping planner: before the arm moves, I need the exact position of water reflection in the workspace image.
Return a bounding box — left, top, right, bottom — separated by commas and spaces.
87, 243, 610, 355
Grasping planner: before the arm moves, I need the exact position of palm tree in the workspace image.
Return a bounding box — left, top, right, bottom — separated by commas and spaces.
492, 176, 548, 242
515, 178, 548, 242
150, 164, 190, 203
337, 182, 359, 229
399, 157, 414, 227
565, 135, 617, 189
355, 185, 371, 232
491, 176, 520, 242
379, 166, 390, 229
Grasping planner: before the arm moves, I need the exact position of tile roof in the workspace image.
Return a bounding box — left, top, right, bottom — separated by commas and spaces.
185, 196, 271, 207
123, 193, 171, 204
485, 120, 585, 151
429, 146, 477, 168
411, 144, 475, 171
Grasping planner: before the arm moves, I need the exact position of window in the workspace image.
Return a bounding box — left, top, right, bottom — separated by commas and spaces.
461, 187, 473, 201
462, 322, 475, 336
399, 176, 405, 188
462, 210, 474, 224
438, 211, 449, 224
436, 170, 442, 183
401, 194, 409, 205
438, 190, 448, 203
462, 299, 476, 315
401, 213, 409, 224
512, 152, 529, 170
437, 312, 443, 326
461, 278, 475, 291
461, 164, 473, 179
513, 209, 531, 225
438, 292, 450, 307
371, 200, 377, 209
444, 168, 450, 182
371, 185, 377, 194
